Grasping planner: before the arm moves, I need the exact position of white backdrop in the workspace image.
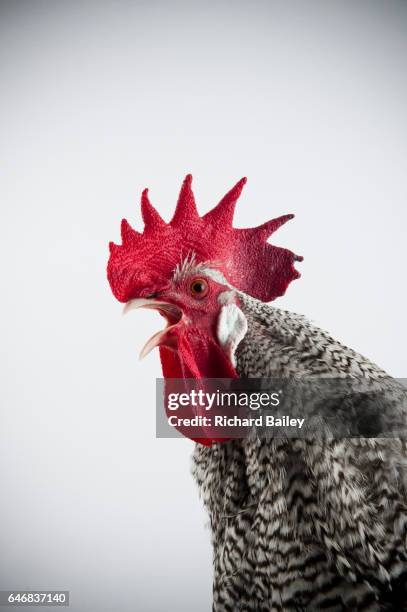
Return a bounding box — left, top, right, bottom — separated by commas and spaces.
1, 1, 406, 611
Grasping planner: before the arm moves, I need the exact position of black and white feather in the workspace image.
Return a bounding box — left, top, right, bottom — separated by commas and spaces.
192, 290, 407, 612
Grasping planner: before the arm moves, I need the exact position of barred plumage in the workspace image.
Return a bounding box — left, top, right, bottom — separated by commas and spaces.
192, 293, 407, 611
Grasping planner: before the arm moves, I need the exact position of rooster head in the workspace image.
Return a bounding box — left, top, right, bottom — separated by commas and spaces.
107, 175, 301, 381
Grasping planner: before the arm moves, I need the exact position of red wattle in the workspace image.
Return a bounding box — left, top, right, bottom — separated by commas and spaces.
159, 330, 238, 446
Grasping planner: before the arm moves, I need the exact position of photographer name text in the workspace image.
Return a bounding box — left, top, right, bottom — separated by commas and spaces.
167, 415, 305, 429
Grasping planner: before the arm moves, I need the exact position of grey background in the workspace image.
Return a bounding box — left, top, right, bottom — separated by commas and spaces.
1, 1, 406, 611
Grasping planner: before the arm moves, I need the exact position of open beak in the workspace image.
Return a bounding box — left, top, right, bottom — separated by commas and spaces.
123, 298, 183, 359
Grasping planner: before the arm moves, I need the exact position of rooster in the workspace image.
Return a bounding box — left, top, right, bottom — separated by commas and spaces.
108, 175, 407, 611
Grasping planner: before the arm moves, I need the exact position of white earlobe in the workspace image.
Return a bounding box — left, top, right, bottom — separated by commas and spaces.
216, 303, 248, 367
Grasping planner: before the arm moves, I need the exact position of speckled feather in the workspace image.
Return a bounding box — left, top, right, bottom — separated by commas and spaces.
192, 293, 407, 611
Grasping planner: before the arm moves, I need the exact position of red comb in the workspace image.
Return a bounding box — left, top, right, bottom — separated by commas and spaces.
107, 175, 302, 303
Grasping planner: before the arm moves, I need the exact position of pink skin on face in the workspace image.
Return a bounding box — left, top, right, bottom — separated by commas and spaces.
124, 273, 237, 362
153, 275, 232, 350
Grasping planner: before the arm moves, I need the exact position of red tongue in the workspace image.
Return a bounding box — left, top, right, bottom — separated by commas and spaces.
159, 329, 237, 446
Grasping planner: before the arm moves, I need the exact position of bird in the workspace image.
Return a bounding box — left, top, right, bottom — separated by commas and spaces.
107, 175, 407, 611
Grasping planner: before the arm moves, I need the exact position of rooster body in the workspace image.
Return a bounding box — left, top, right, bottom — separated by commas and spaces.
108, 176, 407, 611
193, 294, 407, 611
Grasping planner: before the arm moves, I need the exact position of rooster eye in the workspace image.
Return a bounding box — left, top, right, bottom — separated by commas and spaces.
190, 278, 208, 299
